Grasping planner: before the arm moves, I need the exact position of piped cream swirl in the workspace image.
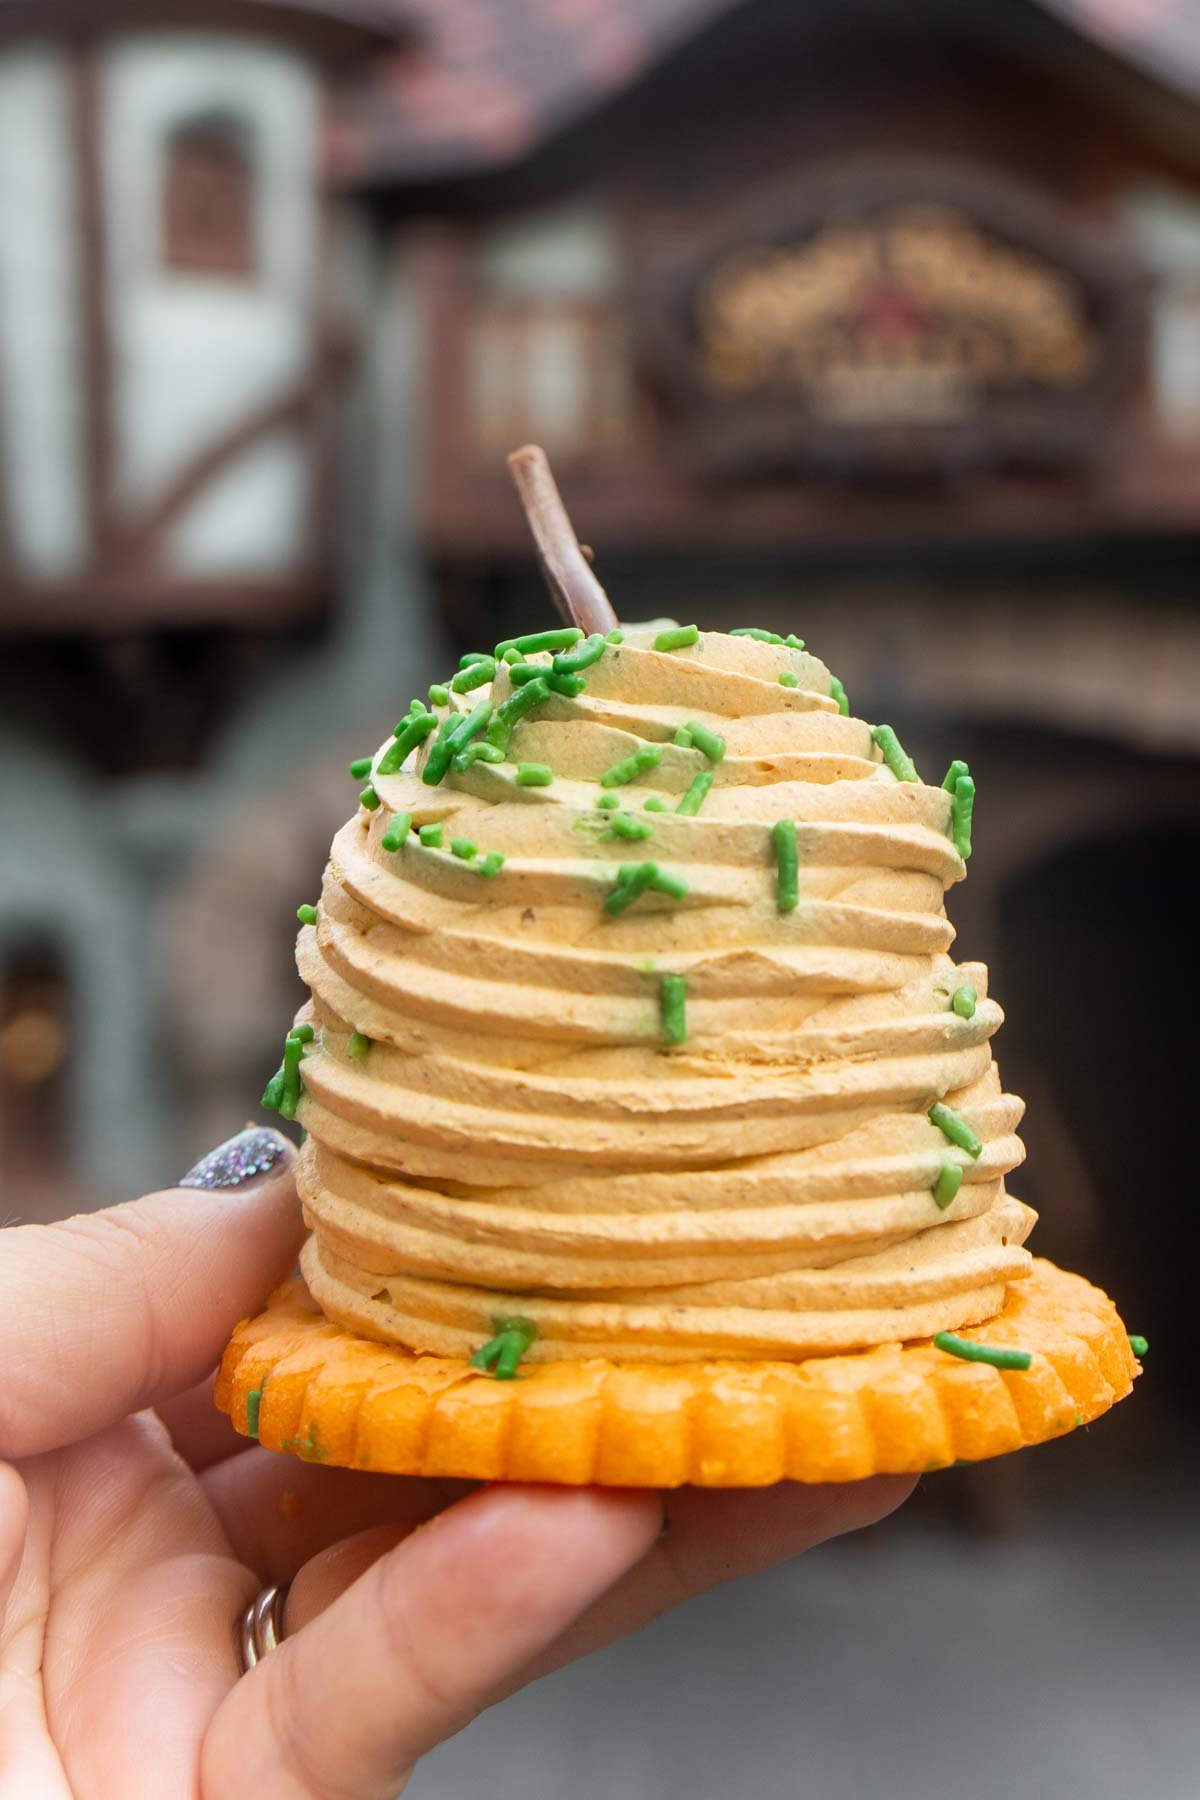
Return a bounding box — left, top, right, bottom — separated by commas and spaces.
295, 628, 1031, 1361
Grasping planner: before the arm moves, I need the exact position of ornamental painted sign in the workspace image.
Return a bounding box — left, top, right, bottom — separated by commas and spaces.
644, 161, 1145, 480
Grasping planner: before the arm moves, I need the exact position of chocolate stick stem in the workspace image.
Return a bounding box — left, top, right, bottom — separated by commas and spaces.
507, 445, 619, 636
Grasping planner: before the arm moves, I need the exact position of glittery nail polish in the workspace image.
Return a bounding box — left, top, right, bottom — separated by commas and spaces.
180, 1127, 291, 1192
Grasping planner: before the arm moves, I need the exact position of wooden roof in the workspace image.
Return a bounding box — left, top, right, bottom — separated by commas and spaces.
325, 0, 1200, 185
0, 0, 408, 59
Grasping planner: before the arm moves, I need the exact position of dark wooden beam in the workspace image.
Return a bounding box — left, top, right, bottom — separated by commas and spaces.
111, 382, 317, 565
71, 41, 118, 567
0, 3, 403, 62
0, 572, 326, 635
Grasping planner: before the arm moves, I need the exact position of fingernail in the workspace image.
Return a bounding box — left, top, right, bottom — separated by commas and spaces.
180, 1126, 292, 1191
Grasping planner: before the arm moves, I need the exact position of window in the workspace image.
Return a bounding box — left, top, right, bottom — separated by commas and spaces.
468, 304, 634, 456
467, 199, 635, 458
163, 118, 255, 280
1124, 184, 1200, 443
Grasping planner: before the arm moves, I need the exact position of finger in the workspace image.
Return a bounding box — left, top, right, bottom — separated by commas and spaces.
26, 1415, 258, 1798
521, 1474, 916, 1687
202, 1450, 470, 1584
157, 1372, 254, 1473
0, 1461, 29, 1627
274, 1475, 917, 1699
203, 1484, 662, 1800
0, 1127, 303, 1461
286, 1523, 410, 1630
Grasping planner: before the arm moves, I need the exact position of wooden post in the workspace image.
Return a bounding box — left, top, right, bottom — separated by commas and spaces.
72, 40, 117, 567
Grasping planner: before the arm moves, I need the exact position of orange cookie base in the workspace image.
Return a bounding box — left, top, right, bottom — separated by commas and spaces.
215, 1259, 1139, 1487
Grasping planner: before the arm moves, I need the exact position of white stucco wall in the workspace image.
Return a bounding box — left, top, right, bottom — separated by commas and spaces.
0, 46, 87, 578
101, 33, 320, 572
167, 429, 306, 572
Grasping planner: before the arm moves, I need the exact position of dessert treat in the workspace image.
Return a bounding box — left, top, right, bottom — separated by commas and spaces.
217, 450, 1141, 1485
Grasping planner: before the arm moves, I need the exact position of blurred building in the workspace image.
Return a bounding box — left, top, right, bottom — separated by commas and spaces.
1, 1, 1198, 1427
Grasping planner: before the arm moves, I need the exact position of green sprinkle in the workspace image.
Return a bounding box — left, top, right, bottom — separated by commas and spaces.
644, 796, 669, 811
553, 633, 606, 674
677, 771, 713, 816
409, 698, 429, 715
359, 785, 381, 811
470, 1315, 537, 1380
546, 671, 585, 698
381, 811, 412, 851
278, 1033, 305, 1119
829, 675, 849, 715
459, 651, 492, 668
943, 758, 970, 793
376, 708, 437, 775
1128, 1334, 1149, 1356
452, 742, 504, 772
930, 1102, 983, 1159
674, 727, 694, 748
261, 1065, 285, 1111
933, 1332, 1032, 1372
605, 861, 687, 914
602, 812, 653, 841
786, 634, 805, 651
683, 722, 726, 763
507, 661, 546, 685
952, 984, 978, 1020
451, 837, 477, 860
486, 675, 552, 750
451, 658, 496, 693
951, 774, 975, 861
423, 698, 494, 786
495, 627, 583, 658
773, 818, 799, 913
246, 1389, 262, 1439
292, 1023, 315, 1044
872, 724, 919, 783
661, 973, 687, 1044
419, 822, 443, 847
347, 1031, 370, 1059
428, 683, 450, 706
296, 904, 318, 926
419, 712, 463, 786
779, 671, 799, 688
501, 646, 522, 664
349, 756, 373, 779
516, 762, 553, 786
600, 745, 663, 787
456, 700, 497, 747
596, 792, 620, 809
932, 1159, 963, 1210
605, 864, 656, 915
654, 624, 699, 652
476, 851, 505, 878
605, 628, 625, 644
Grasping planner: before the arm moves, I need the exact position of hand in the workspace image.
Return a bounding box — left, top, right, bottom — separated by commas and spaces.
0, 1129, 913, 1798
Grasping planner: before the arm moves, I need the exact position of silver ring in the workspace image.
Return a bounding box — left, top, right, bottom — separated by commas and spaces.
235, 1583, 290, 1675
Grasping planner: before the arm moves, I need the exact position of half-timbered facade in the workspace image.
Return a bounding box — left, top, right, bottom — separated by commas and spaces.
0, 1, 399, 633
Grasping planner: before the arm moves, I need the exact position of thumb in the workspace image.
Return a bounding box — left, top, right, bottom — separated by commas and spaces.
0, 1127, 302, 1460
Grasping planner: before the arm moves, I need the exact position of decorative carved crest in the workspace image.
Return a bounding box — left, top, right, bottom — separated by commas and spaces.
643, 160, 1146, 480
